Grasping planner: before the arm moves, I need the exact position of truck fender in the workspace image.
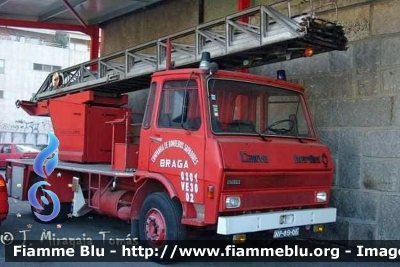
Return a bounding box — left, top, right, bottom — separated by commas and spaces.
131, 171, 179, 219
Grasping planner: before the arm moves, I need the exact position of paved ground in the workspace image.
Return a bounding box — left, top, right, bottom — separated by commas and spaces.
0, 170, 397, 267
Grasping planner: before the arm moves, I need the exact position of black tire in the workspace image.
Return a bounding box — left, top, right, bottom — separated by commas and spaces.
29, 175, 71, 224
139, 192, 186, 263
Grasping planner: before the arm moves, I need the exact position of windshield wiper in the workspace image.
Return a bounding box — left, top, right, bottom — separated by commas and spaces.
233, 120, 270, 142
257, 132, 270, 142
292, 102, 307, 143
249, 127, 270, 142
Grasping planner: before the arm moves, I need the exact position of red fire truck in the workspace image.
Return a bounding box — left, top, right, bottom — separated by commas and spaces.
5, 4, 346, 245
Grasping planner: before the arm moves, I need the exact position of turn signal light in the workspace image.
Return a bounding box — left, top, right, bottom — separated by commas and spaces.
313, 224, 325, 233
233, 234, 246, 243
207, 185, 214, 199
304, 47, 314, 57
0, 179, 5, 187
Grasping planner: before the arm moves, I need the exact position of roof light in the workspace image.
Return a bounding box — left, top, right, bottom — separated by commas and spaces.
277, 70, 286, 80
199, 52, 211, 69
199, 51, 219, 74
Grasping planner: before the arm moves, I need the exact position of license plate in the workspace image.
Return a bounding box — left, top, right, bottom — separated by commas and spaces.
273, 227, 300, 239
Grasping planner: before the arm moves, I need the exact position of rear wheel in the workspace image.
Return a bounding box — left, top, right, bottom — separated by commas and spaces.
29, 175, 71, 223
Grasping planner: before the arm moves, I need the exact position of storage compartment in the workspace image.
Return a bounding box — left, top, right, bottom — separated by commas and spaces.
48, 92, 129, 163
108, 113, 141, 171
112, 143, 139, 171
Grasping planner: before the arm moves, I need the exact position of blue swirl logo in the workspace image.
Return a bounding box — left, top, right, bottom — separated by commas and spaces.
28, 181, 60, 222
28, 132, 61, 222
33, 132, 59, 178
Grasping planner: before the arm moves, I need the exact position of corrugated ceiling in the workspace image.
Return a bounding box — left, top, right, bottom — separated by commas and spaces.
0, 0, 163, 27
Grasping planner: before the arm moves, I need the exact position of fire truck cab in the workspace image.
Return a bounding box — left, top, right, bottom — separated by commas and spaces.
135, 55, 336, 240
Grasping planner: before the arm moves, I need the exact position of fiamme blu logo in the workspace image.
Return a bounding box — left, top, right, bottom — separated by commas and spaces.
27, 132, 61, 222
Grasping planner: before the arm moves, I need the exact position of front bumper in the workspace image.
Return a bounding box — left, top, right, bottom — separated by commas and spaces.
217, 207, 336, 235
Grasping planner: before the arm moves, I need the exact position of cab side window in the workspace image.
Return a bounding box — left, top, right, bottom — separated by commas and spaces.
142, 82, 157, 129
157, 80, 201, 131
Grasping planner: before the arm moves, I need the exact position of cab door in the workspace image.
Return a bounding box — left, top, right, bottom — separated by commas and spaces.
148, 78, 205, 204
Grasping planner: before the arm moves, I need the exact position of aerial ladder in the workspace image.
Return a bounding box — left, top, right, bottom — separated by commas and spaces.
16, 1, 347, 110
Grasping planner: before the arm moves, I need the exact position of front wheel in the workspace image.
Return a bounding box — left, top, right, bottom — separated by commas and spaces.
139, 192, 186, 263
139, 192, 186, 245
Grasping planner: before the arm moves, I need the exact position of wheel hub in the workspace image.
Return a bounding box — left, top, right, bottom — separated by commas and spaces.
145, 208, 166, 245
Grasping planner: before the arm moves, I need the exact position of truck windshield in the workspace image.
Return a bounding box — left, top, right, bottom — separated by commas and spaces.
207, 78, 315, 139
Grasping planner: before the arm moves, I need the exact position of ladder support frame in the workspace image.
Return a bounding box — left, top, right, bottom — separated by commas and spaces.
29, 2, 346, 102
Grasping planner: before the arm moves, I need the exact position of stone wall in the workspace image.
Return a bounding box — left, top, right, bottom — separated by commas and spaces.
252, 0, 400, 242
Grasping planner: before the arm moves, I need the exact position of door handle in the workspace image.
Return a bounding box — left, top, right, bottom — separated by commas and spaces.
150, 136, 162, 143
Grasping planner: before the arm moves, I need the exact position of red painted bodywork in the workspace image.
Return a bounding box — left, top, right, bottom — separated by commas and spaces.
238, 0, 251, 23
19, 91, 129, 163
89, 26, 100, 61
0, 174, 9, 223
237, 0, 251, 74
49, 99, 128, 163
8, 68, 334, 229
137, 69, 333, 225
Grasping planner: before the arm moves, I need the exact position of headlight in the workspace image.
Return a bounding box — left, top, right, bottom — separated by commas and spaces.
316, 192, 327, 202
225, 196, 241, 209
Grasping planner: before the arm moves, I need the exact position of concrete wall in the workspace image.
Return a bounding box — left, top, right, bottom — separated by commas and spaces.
0, 37, 89, 146
252, 0, 400, 242
100, 0, 400, 241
